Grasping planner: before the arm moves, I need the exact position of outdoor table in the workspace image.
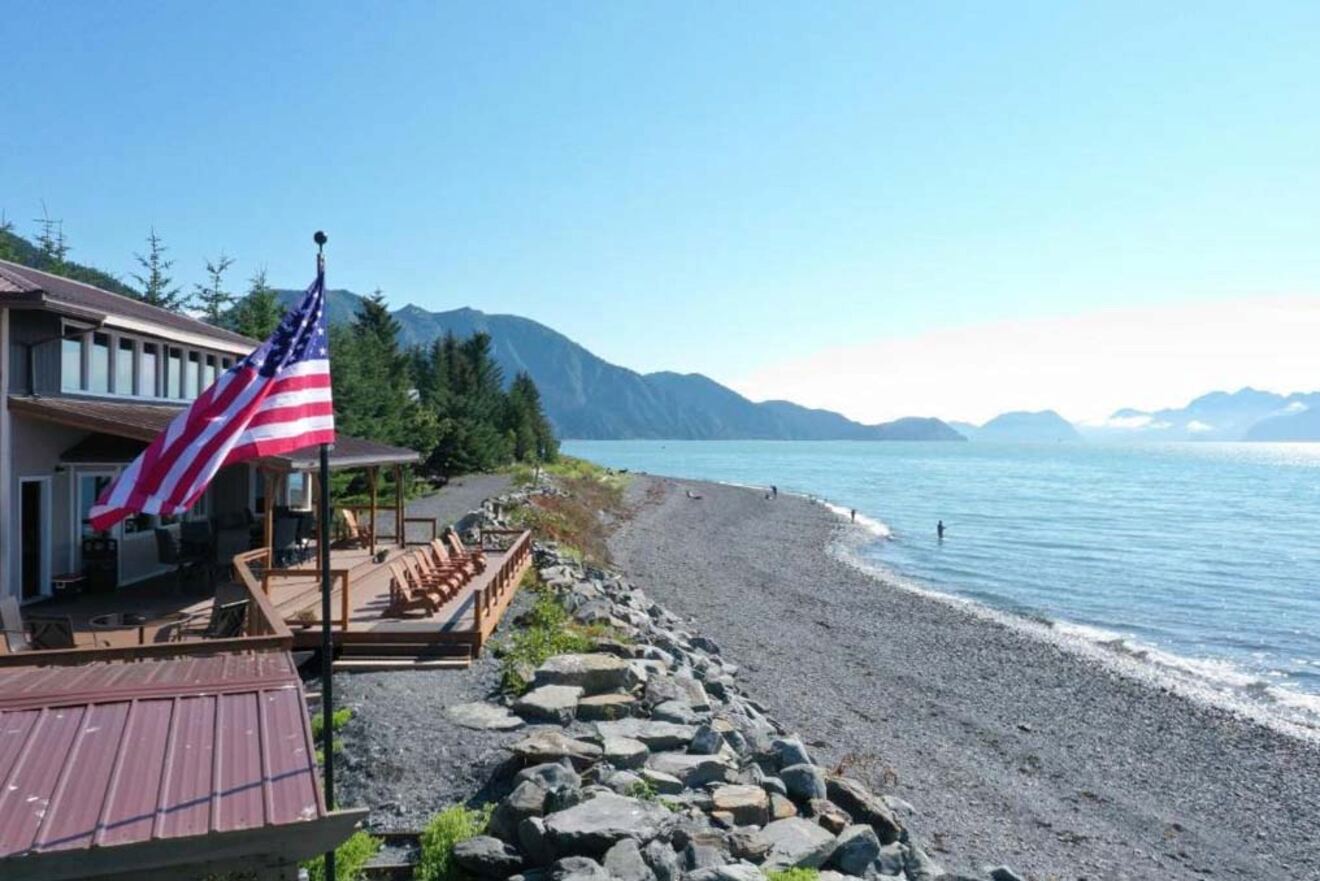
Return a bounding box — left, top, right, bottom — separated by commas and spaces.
87, 610, 188, 645
51, 572, 87, 596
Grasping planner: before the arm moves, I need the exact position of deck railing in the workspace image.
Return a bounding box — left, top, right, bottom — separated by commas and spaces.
471, 529, 533, 650
0, 556, 294, 668
235, 547, 354, 634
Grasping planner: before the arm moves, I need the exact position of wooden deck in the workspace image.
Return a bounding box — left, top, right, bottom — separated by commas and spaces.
244, 530, 533, 664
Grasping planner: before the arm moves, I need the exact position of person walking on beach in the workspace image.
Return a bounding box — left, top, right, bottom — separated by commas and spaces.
771, 485, 778, 498
937, 519, 946, 541
850, 508, 857, 523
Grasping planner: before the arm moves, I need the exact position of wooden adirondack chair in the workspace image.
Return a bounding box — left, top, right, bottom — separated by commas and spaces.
445, 529, 486, 573
429, 538, 474, 580
385, 561, 437, 617
339, 509, 374, 548
411, 550, 464, 599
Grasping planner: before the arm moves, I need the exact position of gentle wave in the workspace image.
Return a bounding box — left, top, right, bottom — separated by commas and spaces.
822, 506, 1320, 743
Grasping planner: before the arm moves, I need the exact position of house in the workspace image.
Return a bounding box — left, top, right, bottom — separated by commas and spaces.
0, 257, 416, 602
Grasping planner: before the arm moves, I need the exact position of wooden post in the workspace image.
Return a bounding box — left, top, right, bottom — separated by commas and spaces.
394, 464, 404, 548
340, 571, 350, 634
367, 466, 378, 557
262, 469, 275, 552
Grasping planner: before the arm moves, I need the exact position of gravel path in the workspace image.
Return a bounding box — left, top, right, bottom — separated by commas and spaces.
609, 475, 1320, 881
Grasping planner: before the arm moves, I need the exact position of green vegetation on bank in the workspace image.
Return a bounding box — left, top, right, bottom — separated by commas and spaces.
495, 573, 599, 694
301, 830, 382, 881
417, 804, 493, 881
506, 457, 626, 565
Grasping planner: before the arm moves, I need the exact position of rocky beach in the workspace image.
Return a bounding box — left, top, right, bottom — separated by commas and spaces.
331, 470, 1320, 881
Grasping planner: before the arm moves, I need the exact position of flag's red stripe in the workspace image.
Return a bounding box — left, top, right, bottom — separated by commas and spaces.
245, 400, 335, 429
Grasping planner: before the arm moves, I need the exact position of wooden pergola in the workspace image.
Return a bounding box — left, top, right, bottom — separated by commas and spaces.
256, 436, 423, 556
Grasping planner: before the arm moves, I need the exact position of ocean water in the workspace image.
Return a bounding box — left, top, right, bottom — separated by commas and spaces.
564, 439, 1320, 738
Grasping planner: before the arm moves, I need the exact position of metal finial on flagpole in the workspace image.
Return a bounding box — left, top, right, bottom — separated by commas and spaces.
315, 230, 336, 880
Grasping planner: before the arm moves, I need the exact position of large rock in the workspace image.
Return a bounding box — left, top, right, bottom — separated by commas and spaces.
651, 700, 701, 725
602, 736, 649, 770
516, 761, 582, 793
825, 776, 903, 844
510, 731, 603, 769
446, 701, 526, 731
595, 719, 697, 750
771, 737, 812, 769
828, 825, 880, 876
643, 840, 681, 881
519, 817, 556, 867
453, 835, 525, 878
754, 817, 838, 871
781, 764, 827, 801
710, 785, 769, 826
535, 654, 637, 695
603, 838, 657, 881
639, 768, 685, 795
550, 855, 609, 881
576, 693, 639, 721
542, 793, 672, 856
689, 724, 724, 755
515, 685, 585, 725
645, 752, 735, 787
490, 780, 549, 841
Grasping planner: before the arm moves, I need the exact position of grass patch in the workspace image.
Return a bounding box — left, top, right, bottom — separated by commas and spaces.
416, 804, 493, 881
626, 778, 658, 801
494, 586, 596, 694
766, 870, 820, 881
506, 459, 628, 565
301, 830, 382, 881
312, 707, 353, 765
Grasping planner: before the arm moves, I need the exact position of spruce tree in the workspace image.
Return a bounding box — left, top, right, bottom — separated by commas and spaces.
229, 267, 284, 339
32, 206, 69, 271
131, 228, 185, 309
192, 252, 236, 321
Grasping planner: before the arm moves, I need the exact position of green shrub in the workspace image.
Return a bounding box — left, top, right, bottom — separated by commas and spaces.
311, 707, 354, 741
416, 804, 493, 881
301, 830, 382, 881
766, 870, 820, 881
495, 591, 596, 694
627, 778, 658, 801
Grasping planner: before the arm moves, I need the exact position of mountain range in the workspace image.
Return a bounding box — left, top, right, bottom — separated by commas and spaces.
277, 289, 965, 441
275, 288, 1320, 444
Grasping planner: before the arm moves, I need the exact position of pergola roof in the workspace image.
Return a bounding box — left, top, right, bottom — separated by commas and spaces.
9, 395, 420, 471
0, 651, 364, 880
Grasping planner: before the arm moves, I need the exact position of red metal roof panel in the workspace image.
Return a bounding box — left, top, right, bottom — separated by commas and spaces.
0, 651, 327, 860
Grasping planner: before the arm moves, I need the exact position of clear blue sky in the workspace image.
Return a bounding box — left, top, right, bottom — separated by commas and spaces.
4, 2, 1319, 419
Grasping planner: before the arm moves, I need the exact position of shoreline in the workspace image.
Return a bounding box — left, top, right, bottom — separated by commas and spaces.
608, 473, 1320, 880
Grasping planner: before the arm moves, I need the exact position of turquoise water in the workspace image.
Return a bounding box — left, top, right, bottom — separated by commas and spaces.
565, 439, 1320, 735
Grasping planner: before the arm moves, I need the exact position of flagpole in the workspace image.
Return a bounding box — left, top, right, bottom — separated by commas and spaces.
315, 230, 337, 881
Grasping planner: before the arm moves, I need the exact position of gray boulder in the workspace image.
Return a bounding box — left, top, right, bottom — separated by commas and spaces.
781, 764, 827, 801
651, 700, 701, 725
989, 868, 1026, 881
490, 780, 549, 841
645, 752, 735, 787
903, 845, 942, 881
875, 842, 905, 876
549, 855, 608, 881
535, 654, 637, 695
689, 724, 724, 756
824, 776, 903, 844
576, 693, 639, 722
828, 825, 880, 876
642, 840, 681, 881
542, 793, 672, 856
602, 735, 649, 770
453, 835, 525, 878
515, 685, 584, 725
771, 737, 812, 769
446, 701, 526, 731
518, 817, 555, 867
602, 838, 656, 881
510, 731, 603, 769
709, 784, 770, 827
639, 768, 685, 795
595, 719, 696, 750
754, 817, 838, 871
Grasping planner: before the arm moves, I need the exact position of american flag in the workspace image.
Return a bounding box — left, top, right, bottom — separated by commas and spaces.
89, 263, 335, 531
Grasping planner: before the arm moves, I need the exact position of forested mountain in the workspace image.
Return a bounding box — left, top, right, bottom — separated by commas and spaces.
274, 289, 965, 441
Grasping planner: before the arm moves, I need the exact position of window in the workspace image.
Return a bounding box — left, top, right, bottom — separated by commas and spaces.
88, 334, 111, 393
141, 344, 159, 397
61, 337, 83, 392
203, 355, 217, 390
166, 348, 182, 398
286, 473, 312, 510
116, 339, 135, 395
78, 474, 115, 537
186, 352, 201, 398
221, 357, 233, 371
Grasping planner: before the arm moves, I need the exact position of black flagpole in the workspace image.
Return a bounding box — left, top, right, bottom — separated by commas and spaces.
315, 230, 337, 880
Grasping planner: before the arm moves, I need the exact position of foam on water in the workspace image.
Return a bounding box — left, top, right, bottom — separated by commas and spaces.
822, 506, 1320, 743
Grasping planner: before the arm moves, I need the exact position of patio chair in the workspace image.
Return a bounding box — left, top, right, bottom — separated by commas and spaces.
339, 509, 373, 548
173, 599, 251, 641
430, 536, 477, 578
0, 596, 83, 652
272, 516, 300, 567
294, 512, 315, 563
410, 550, 464, 600
445, 529, 487, 573
385, 562, 438, 617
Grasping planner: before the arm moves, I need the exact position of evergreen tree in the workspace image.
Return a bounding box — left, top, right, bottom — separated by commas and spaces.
0, 213, 15, 262
131, 228, 185, 309
228, 267, 284, 339
192, 252, 236, 321
32, 206, 69, 271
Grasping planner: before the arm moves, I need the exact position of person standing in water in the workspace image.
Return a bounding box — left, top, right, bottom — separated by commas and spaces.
937, 520, 946, 540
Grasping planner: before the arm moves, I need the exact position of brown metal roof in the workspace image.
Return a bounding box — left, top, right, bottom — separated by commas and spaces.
0, 258, 258, 349
10, 395, 421, 470
0, 652, 334, 863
